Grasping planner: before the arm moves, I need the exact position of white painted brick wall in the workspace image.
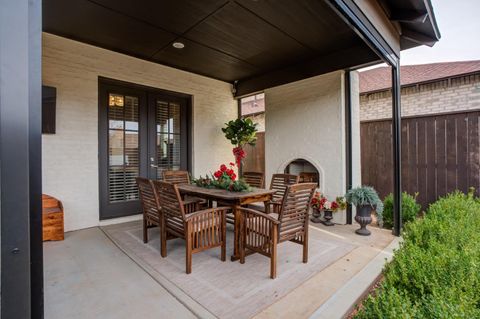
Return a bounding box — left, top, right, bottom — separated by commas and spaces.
42, 33, 237, 231
360, 74, 480, 121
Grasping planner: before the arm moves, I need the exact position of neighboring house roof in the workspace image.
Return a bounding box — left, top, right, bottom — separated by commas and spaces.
360, 60, 480, 94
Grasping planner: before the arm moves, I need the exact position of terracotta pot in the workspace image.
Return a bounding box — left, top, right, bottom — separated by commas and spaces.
310, 208, 322, 223
322, 210, 334, 226
355, 204, 373, 236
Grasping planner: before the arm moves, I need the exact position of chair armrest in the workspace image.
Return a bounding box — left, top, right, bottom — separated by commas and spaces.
184, 207, 230, 222
237, 207, 280, 225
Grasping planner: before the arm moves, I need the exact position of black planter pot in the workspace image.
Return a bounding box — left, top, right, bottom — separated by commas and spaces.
322, 210, 335, 226
355, 204, 373, 236
310, 208, 322, 223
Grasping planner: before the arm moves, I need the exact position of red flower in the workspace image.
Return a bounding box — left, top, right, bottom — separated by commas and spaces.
312, 198, 318, 204
214, 171, 222, 178
231, 173, 236, 181
331, 201, 339, 210
220, 164, 227, 172
226, 169, 234, 176
229, 162, 235, 167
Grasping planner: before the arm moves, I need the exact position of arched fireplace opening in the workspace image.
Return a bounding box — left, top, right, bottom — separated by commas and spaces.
284, 158, 320, 187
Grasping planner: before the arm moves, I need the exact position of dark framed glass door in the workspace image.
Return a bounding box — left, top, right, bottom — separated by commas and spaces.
99, 78, 190, 220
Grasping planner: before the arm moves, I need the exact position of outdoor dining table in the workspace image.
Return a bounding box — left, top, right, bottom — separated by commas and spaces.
176, 184, 276, 261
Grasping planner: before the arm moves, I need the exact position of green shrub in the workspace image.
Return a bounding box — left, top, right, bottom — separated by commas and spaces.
382, 192, 421, 229
354, 191, 480, 318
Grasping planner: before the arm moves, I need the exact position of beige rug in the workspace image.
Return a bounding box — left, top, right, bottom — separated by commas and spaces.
102, 221, 356, 319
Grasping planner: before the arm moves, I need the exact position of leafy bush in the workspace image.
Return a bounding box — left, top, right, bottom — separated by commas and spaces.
382, 192, 421, 229
354, 191, 480, 318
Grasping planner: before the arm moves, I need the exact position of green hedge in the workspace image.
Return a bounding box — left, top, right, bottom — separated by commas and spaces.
354, 191, 480, 318
382, 192, 421, 229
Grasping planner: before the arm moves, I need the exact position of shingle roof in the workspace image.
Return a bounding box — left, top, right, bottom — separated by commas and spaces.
359, 60, 480, 93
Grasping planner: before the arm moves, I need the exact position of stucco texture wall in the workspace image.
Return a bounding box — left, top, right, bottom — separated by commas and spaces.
264, 71, 359, 224
42, 33, 237, 231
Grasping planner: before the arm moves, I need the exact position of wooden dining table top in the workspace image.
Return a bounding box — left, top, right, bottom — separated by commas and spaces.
176, 184, 276, 201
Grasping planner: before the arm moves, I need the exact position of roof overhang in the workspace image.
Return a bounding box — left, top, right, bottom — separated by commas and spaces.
380, 0, 441, 49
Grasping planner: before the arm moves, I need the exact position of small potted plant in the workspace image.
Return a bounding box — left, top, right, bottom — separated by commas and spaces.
194, 163, 251, 192
345, 186, 384, 236
222, 118, 258, 166
310, 192, 325, 223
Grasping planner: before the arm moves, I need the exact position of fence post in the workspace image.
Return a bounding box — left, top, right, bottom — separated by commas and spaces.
392, 63, 402, 236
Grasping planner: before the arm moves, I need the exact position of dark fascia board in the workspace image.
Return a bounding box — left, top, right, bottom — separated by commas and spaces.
235, 43, 379, 97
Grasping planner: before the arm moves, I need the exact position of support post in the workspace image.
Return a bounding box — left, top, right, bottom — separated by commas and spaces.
344, 71, 353, 224
0, 0, 43, 317
392, 64, 402, 236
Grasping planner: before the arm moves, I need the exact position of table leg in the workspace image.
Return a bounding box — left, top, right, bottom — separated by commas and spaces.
231, 205, 241, 261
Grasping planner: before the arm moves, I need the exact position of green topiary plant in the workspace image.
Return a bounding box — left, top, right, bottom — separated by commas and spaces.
382, 192, 421, 229
222, 118, 258, 166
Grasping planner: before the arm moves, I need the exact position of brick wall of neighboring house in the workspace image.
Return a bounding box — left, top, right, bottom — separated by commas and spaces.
360, 73, 480, 121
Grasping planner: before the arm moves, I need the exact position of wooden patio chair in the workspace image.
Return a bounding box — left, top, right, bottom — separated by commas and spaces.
242, 171, 265, 188
163, 170, 208, 207
136, 177, 161, 244
247, 173, 299, 214
239, 182, 317, 279
152, 180, 228, 274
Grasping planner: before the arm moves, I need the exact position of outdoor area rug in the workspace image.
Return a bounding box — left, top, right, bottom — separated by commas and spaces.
102, 221, 356, 319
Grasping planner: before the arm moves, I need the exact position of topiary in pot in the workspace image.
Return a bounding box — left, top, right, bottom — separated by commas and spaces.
382, 192, 421, 229
345, 186, 384, 236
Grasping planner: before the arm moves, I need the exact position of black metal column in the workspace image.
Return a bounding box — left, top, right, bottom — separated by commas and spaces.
0, 0, 43, 318
392, 64, 402, 236
344, 71, 353, 224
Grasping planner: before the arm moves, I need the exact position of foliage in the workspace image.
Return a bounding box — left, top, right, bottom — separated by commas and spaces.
311, 193, 346, 212
193, 163, 251, 192
382, 192, 421, 229
354, 191, 480, 318
222, 118, 258, 147
345, 186, 384, 223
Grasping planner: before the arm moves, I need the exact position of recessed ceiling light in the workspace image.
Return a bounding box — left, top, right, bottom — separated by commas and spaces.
172, 42, 185, 49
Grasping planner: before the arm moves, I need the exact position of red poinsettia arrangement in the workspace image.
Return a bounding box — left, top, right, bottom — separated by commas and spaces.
213, 163, 237, 181
194, 163, 251, 192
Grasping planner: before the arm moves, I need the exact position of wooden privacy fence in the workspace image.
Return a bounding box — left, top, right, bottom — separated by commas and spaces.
361, 110, 480, 209
243, 132, 265, 173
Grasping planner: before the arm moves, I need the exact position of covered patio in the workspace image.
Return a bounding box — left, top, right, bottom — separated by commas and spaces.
0, 0, 439, 318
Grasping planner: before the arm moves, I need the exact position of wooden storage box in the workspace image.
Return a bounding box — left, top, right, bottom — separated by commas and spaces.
42, 194, 64, 241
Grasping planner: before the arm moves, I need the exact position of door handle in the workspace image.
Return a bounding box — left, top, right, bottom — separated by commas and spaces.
150, 164, 158, 168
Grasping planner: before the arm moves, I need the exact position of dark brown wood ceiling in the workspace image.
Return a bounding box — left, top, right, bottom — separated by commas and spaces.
43, 0, 380, 95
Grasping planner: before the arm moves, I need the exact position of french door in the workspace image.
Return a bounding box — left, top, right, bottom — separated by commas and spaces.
99, 79, 190, 219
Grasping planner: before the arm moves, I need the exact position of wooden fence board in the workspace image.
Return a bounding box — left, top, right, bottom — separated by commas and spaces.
361, 110, 480, 209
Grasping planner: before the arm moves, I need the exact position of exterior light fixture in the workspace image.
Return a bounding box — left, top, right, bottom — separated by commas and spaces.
172, 42, 185, 49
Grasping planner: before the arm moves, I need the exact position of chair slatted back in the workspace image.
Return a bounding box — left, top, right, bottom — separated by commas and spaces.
136, 177, 160, 222
270, 174, 299, 202
163, 170, 190, 184
152, 180, 185, 225
278, 183, 316, 241
243, 172, 265, 188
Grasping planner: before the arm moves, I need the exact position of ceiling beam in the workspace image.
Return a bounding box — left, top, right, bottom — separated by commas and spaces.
235, 44, 379, 97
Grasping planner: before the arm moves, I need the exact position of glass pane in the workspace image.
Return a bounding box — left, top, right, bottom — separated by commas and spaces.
108, 130, 124, 166
156, 101, 169, 134
170, 102, 181, 134
109, 93, 124, 129
124, 96, 139, 131
170, 134, 181, 168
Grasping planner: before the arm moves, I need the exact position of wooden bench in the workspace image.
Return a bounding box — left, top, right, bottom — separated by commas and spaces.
42, 194, 64, 241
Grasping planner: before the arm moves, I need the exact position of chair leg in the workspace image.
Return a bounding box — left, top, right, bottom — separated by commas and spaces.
160, 218, 167, 258
143, 217, 148, 243
186, 224, 192, 274
221, 214, 226, 262
270, 244, 277, 279
239, 212, 245, 264
303, 236, 308, 263
270, 225, 278, 279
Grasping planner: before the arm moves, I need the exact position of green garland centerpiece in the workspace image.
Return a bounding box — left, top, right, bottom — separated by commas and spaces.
194, 163, 251, 192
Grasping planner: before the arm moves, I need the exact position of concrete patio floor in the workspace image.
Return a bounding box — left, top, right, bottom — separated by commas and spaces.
44, 223, 398, 319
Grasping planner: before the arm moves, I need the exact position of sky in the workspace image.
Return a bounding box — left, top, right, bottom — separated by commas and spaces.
400, 0, 480, 65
